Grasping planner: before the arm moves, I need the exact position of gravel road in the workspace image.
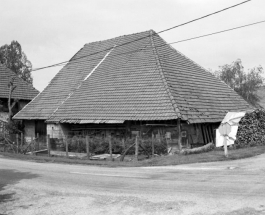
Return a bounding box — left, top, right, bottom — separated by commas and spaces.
1, 154, 265, 215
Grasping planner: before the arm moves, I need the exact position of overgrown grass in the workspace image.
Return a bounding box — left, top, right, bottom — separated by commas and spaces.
1, 145, 265, 167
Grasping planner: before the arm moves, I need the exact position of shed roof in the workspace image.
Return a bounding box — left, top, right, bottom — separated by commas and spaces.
0, 64, 39, 101
13, 30, 252, 123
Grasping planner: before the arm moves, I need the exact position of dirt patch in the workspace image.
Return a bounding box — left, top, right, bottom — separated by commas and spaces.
0, 169, 39, 203
92, 194, 195, 214
213, 207, 265, 215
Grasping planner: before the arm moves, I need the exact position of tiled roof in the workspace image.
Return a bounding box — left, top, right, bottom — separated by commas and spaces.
14, 30, 252, 123
0, 64, 39, 101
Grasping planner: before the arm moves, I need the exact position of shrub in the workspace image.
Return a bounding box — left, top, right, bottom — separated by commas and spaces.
64, 136, 168, 155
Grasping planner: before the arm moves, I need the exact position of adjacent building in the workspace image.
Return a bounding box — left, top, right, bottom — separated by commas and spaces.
0, 64, 39, 134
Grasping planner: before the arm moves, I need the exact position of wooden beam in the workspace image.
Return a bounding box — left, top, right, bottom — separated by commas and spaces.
47, 135, 50, 157
177, 118, 182, 150
151, 132, 155, 157
109, 135, 113, 161
65, 137, 69, 158
16, 134, 19, 154
135, 135, 139, 161
86, 136, 90, 160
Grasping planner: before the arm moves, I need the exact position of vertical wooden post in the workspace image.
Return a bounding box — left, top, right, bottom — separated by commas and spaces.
3, 132, 6, 152
177, 118, 182, 150
122, 138, 125, 151
109, 135, 113, 160
78, 137, 80, 153
135, 135, 139, 161
65, 137, 69, 158
166, 138, 169, 154
36, 133, 39, 151
86, 136, 90, 160
16, 134, 19, 154
21, 133, 23, 149
47, 134, 51, 157
31, 136, 34, 155
224, 136, 228, 158
151, 132, 155, 158
158, 129, 161, 144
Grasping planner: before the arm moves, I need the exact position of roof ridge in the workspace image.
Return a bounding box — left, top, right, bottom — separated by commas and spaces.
152, 34, 203, 118
149, 31, 181, 119
84, 29, 153, 46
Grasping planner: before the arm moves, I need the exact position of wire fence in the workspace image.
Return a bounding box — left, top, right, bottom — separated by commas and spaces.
0, 132, 174, 161
50, 135, 168, 156
0, 132, 47, 154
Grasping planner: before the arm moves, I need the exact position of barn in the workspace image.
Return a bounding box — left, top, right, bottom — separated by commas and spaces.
13, 30, 252, 150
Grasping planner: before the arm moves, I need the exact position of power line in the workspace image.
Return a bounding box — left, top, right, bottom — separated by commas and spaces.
33, 19, 265, 70
168, 20, 265, 45
32, 0, 252, 72
157, 0, 252, 34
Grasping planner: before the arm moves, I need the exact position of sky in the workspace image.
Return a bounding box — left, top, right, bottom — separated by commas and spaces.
1, 0, 264, 92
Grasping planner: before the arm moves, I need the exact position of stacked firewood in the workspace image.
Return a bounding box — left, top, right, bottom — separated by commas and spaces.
235, 109, 265, 147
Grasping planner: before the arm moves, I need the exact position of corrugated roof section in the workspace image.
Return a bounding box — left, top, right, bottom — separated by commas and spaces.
14, 30, 252, 123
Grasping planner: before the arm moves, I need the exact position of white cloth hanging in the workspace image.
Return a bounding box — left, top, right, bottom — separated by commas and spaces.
216, 112, 246, 147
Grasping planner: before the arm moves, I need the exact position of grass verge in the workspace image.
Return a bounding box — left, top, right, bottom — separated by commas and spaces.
1, 145, 265, 167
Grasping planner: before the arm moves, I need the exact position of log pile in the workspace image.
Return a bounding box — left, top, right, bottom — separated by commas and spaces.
235, 109, 265, 147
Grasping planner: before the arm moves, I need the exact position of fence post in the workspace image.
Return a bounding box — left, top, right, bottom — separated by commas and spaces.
16, 134, 19, 154
21, 133, 23, 150
86, 136, 90, 160
224, 136, 228, 158
36, 133, 39, 151
135, 135, 139, 161
47, 134, 50, 157
151, 132, 155, 158
158, 129, 161, 144
177, 118, 182, 150
109, 135, 113, 161
31, 136, 34, 155
3, 132, 5, 152
78, 136, 80, 153
65, 137, 69, 158
122, 138, 125, 151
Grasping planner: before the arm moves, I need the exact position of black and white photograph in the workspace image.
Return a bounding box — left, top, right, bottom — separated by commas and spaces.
0, 0, 265, 214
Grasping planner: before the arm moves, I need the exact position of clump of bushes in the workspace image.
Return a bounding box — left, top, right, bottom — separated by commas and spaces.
63, 136, 168, 155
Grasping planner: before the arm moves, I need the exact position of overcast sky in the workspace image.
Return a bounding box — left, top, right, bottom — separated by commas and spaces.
1, 0, 264, 92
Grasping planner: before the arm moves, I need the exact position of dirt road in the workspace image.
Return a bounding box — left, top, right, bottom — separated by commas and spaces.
1, 154, 265, 215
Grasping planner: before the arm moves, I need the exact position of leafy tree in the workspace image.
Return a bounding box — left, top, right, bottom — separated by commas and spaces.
0, 41, 33, 84
214, 59, 264, 107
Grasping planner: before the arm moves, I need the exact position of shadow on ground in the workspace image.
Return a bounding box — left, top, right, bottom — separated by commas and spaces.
0, 169, 39, 203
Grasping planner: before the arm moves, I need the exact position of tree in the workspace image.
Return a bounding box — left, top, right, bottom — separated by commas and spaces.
7, 77, 18, 122
0, 41, 33, 84
214, 59, 264, 107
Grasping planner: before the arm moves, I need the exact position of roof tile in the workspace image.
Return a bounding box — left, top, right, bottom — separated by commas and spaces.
14, 30, 252, 123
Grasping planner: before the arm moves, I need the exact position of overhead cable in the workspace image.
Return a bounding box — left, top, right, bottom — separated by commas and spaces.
32, 0, 252, 71
32, 19, 265, 70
